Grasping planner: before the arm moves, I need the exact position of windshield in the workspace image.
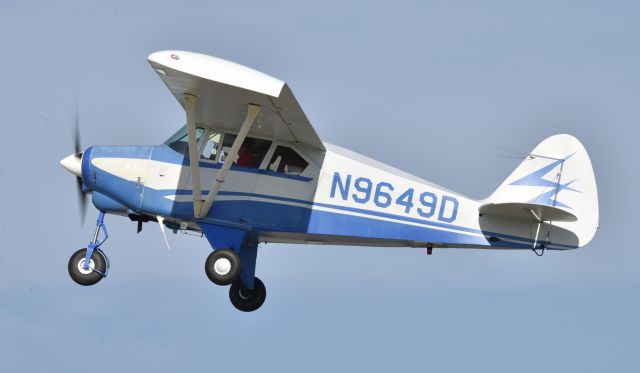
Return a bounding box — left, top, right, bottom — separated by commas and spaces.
164, 125, 204, 154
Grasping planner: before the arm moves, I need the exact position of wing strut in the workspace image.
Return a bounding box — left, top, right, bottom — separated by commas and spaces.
184, 94, 204, 218
199, 104, 261, 218
528, 209, 550, 256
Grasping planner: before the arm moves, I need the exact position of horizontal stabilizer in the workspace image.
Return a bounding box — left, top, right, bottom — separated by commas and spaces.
480, 202, 577, 222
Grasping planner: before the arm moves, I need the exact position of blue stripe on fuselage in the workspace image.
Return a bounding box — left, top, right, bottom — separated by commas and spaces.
159, 189, 577, 249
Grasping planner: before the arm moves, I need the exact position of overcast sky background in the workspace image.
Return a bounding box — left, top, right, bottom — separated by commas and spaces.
0, 1, 638, 371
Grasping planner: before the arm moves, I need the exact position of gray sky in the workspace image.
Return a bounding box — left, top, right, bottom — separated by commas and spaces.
0, 1, 638, 371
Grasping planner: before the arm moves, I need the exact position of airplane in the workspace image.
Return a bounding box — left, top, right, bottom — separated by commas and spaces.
60, 50, 599, 312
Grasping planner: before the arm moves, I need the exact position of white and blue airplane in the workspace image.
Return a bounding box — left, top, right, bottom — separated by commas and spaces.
60, 50, 599, 311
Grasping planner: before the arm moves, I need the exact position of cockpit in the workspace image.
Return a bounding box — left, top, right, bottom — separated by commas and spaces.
165, 125, 309, 176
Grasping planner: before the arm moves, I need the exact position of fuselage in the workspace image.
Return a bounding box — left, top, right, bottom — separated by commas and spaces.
78, 134, 578, 251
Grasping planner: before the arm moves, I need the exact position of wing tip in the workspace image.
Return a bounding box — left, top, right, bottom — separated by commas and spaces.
147, 50, 285, 97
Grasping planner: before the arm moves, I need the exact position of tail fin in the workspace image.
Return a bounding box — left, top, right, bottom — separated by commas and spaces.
487, 134, 599, 247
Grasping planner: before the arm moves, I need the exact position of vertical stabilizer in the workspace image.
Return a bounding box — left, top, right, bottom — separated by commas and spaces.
487, 134, 599, 247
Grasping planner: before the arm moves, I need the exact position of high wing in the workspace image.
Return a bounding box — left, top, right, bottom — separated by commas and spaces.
148, 50, 324, 151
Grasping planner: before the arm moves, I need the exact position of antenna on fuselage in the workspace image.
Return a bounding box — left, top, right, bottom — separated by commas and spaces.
156, 216, 172, 251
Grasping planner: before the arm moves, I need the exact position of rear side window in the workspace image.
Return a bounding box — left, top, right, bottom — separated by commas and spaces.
268, 146, 308, 175
220, 135, 272, 168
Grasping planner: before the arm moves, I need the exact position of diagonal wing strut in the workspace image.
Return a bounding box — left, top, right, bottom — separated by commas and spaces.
184, 94, 203, 218
199, 103, 260, 218
183, 94, 260, 219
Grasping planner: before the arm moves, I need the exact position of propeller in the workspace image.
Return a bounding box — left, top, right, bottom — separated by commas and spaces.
75, 108, 88, 223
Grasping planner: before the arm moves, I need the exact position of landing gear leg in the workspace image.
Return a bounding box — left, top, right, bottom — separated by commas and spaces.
68, 211, 110, 286
200, 224, 267, 311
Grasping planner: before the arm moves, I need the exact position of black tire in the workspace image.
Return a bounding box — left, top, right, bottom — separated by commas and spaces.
205, 249, 242, 285
68, 248, 106, 286
229, 277, 266, 312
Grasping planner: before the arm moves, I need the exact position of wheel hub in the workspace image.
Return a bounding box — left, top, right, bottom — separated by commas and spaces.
239, 287, 254, 300
214, 258, 232, 276
77, 258, 95, 275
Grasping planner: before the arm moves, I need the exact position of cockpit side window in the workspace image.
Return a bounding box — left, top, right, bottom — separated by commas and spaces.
268, 146, 309, 175
220, 134, 272, 168
200, 131, 221, 161
165, 125, 204, 155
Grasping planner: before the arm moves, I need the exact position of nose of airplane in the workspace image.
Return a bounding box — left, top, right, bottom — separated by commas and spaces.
60, 153, 83, 177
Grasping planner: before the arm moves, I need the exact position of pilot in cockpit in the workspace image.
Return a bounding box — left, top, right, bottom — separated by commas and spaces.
236, 139, 259, 168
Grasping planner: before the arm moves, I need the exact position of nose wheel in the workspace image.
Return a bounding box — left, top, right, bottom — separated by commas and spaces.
68, 212, 110, 286
68, 248, 107, 286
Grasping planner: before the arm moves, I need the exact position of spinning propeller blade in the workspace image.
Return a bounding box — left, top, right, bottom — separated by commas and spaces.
73, 99, 87, 224
76, 173, 87, 223
74, 106, 81, 155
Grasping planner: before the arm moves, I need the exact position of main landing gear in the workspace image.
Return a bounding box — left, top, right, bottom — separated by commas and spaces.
200, 223, 267, 311
68, 212, 110, 286
204, 247, 267, 312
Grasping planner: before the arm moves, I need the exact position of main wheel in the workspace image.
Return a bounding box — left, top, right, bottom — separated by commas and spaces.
229, 277, 266, 312
68, 248, 107, 286
205, 249, 242, 285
